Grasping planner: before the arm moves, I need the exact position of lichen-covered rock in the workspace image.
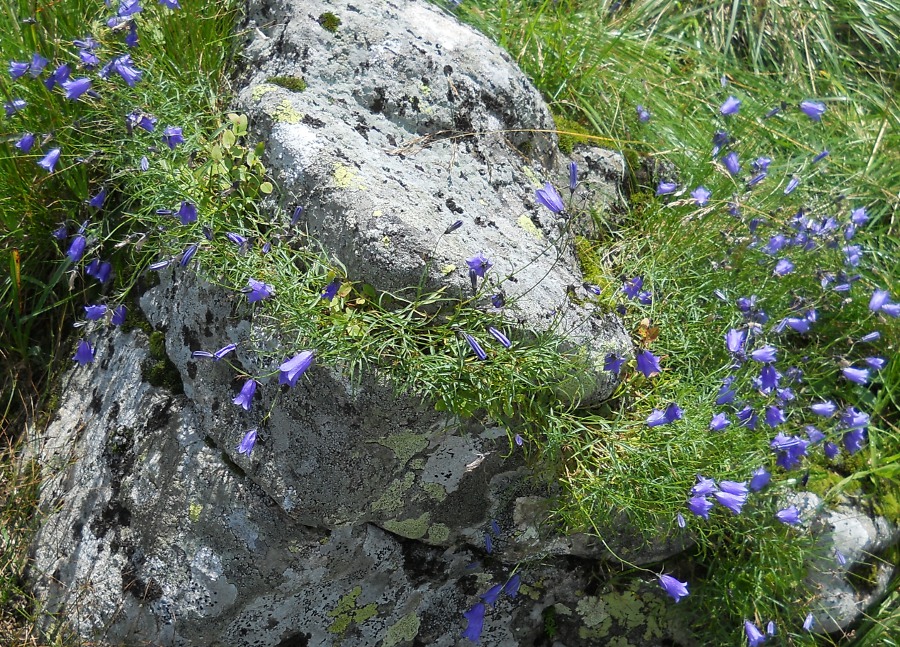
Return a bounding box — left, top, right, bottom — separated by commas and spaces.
28, 323, 690, 646
795, 492, 900, 633
236, 0, 631, 405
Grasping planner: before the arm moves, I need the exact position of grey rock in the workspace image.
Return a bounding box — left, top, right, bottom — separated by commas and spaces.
793, 492, 900, 633
235, 0, 631, 405
28, 325, 690, 646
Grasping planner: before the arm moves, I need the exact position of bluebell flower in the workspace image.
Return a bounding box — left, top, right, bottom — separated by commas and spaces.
764, 105, 781, 118
466, 253, 492, 279
677, 512, 685, 528
490, 519, 501, 536
62, 77, 92, 100
765, 405, 786, 427
824, 441, 839, 459
279, 350, 315, 386
28, 53, 47, 76
236, 428, 257, 456
233, 379, 257, 410
604, 353, 625, 375
725, 328, 746, 355
180, 243, 198, 267
767, 621, 777, 636
882, 303, 900, 317
125, 21, 138, 47
44, 64, 70, 90
722, 151, 740, 175
245, 279, 274, 303
713, 489, 747, 514
799, 100, 826, 121
636, 104, 651, 122
487, 326, 511, 348
844, 245, 862, 267
140, 156, 149, 171
162, 125, 184, 149
9, 61, 29, 79
290, 205, 304, 226
750, 345, 777, 363
535, 182, 565, 214
322, 279, 341, 300
84, 304, 107, 320
647, 409, 668, 427
504, 574, 521, 598
842, 366, 869, 385
127, 109, 157, 132
805, 425, 824, 444
665, 403, 683, 423
784, 317, 810, 333
159, 0, 181, 8
213, 343, 237, 360
835, 550, 846, 566
514, 433, 523, 446
759, 364, 781, 392
481, 583, 502, 605
569, 161, 578, 191
112, 305, 127, 326
656, 180, 677, 195
79, 49, 100, 67
37, 148, 62, 173
73, 339, 95, 365
118, 0, 143, 17
776, 506, 801, 525
444, 219, 463, 234
774, 258, 794, 276
749, 467, 770, 491
691, 186, 711, 206
812, 149, 829, 163
583, 283, 601, 295
864, 357, 885, 370
688, 495, 712, 519
226, 232, 247, 247
464, 333, 487, 361
737, 406, 758, 430
803, 613, 815, 631
692, 475, 717, 497
657, 574, 689, 602
720, 96, 741, 116
747, 171, 767, 187
709, 413, 729, 431
4, 98, 25, 117
869, 289, 890, 311
771, 433, 808, 470
810, 401, 836, 417
148, 259, 171, 271
461, 603, 485, 643
711, 130, 729, 155
110, 54, 142, 86
67, 235, 87, 262
14, 132, 35, 153
636, 350, 661, 377
744, 620, 765, 647
843, 428, 866, 455
850, 207, 868, 225
716, 382, 736, 406
622, 276, 643, 299
719, 480, 748, 496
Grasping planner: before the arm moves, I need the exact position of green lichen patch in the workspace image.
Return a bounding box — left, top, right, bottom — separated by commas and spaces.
267, 76, 307, 93
376, 432, 428, 465
318, 12, 341, 32
371, 472, 415, 515
188, 501, 202, 522
427, 523, 449, 543
383, 612, 420, 646
421, 482, 446, 502
327, 586, 378, 635
382, 512, 430, 539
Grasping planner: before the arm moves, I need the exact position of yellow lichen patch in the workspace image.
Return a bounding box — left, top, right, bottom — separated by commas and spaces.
376, 432, 428, 465
427, 523, 450, 543
422, 482, 447, 502
384, 612, 420, 646
382, 512, 430, 539
327, 586, 378, 635
188, 501, 202, 522
251, 84, 278, 101
440, 264, 457, 276
333, 163, 366, 190
371, 472, 416, 515
518, 214, 544, 239
272, 100, 304, 124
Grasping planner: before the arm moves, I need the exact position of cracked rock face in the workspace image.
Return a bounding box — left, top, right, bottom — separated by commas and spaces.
236, 0, 631, 405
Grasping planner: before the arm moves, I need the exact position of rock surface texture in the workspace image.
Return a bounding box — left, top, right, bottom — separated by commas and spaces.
236, 0, 630, 405
27, 0, 682, 645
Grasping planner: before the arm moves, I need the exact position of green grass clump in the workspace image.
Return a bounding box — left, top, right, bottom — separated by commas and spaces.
318, 12, 341, 33
267, 75, 307, 92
